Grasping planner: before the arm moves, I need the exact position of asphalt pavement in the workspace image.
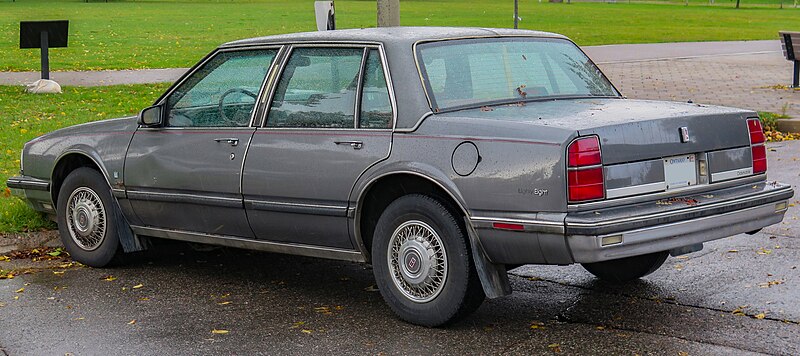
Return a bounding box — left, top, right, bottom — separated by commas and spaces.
1, 141, 799, 355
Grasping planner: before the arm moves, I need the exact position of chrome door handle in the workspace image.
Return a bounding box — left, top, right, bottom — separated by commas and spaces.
214, 138, 239, 147
334, 140, 363, 149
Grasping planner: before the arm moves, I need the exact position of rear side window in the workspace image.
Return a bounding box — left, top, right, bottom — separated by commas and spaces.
267, 47, 363, 128
359, 49, 393, 129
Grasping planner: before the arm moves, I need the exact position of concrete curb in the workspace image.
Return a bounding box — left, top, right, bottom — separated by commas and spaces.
0, 231, 62, 255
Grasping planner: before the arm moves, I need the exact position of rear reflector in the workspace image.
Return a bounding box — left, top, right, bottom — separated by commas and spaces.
567, 136, 604, 202
492, 222, 525, 231
601, 235, 623, 246
747, 119, 767, 175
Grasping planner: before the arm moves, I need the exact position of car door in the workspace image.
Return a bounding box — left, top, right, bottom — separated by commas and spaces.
125, 48, 280, 237
242, 46, 394, 249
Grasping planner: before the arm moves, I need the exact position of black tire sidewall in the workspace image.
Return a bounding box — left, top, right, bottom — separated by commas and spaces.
372, 194, 474, 327
582, 251, 669, 283
56, 167, 120, 267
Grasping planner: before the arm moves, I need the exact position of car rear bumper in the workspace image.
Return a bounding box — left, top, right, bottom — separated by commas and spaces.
470, 181, 794, 265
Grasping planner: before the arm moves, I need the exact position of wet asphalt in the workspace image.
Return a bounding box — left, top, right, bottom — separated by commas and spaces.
1, 142, 799, 355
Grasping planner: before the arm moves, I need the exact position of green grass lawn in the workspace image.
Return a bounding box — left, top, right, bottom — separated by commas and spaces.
0, 83, 170, 233
1, 0, 798, 71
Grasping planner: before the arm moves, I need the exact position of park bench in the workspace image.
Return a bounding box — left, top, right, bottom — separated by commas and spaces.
779, 31, 800, 88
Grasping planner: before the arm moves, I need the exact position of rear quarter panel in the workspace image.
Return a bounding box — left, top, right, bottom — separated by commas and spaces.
373, 116, 575, 215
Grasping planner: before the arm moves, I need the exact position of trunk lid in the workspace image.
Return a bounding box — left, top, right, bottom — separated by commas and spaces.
437, 98, 761, 202
438, 98, 755, 165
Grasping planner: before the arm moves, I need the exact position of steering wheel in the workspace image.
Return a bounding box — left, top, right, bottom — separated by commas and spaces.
218, 88, 258, 126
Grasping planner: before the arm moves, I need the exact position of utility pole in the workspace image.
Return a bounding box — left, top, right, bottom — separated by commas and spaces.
514, 0, 519, 29
377, 0, 400, 27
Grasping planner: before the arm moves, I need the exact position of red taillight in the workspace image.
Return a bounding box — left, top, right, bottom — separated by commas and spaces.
567, 136, 604, 202
748, 119, 766, 144
568, 136, 601, 167
747, 119, 767, 174
752, 144, 767, 174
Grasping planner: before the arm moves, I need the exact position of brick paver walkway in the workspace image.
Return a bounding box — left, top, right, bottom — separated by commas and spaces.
597, 52, 800, 118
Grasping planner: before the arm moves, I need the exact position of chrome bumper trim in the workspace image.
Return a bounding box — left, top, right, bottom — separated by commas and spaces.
566, 184, 793, 230
567, 200, 789, 263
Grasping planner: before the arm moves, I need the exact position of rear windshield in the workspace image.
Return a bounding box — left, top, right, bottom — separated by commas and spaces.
416, 37, 619, 111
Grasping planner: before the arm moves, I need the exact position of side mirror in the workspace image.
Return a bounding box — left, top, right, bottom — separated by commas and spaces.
138, 105, 164, 127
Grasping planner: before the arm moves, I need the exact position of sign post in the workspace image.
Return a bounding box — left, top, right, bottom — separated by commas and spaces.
377, 0, 399, 27
314, 1, 335, 31
20, 20, 69, 80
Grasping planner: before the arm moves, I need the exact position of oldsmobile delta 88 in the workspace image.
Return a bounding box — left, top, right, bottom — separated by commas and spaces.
7, 27, 793, 326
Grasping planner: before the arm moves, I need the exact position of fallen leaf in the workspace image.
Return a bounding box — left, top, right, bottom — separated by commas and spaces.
211, 329, 229, 335
102, 275, 117, 282
757, 280, 784, 288
547, 343, 562, 353
727, 249, 739, 253
15, 288, 24, 293
53, 271, 65, 275
301, 329, 313, 334
128, 319, 136, 325
0, 256, 9, 262
132, 284, 143, 289
530, 321, 546, 330
755, 313, 766, 320
217, 301, 232, 305
757, 248, 772, 255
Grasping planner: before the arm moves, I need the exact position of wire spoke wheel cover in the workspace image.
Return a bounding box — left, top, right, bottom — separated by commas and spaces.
387, 220, 448, 303
66, 187, 107, 251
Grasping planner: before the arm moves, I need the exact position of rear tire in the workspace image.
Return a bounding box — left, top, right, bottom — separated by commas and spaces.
56, 167, 122, 267
581, 251, 669, 283
372, 194, 485, 327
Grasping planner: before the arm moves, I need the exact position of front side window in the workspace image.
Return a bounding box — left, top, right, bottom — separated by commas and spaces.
417, 38, 618, 111
166, 49, 277, 127
267, 47, 363, 128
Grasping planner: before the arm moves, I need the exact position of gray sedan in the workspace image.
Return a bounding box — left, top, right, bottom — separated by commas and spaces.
7, 27, 793, 327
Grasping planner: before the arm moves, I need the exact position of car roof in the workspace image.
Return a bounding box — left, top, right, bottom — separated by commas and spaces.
221, 26, 567, 48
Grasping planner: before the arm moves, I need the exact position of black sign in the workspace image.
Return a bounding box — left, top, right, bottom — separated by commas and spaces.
20, 20, 69, 49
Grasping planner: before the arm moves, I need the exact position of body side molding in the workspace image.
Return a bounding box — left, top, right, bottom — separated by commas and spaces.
131, 226, 366, 262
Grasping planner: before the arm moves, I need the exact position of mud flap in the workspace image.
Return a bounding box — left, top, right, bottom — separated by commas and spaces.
464, 217, 512, 299
111, 196, 148, 253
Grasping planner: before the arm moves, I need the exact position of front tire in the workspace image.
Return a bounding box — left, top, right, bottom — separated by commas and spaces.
57, 167, 122, 267
372, 194, 485, 327
581, 251, 669, 283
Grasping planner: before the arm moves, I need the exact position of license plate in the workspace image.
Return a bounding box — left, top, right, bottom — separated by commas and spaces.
664, 154, 697, 190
